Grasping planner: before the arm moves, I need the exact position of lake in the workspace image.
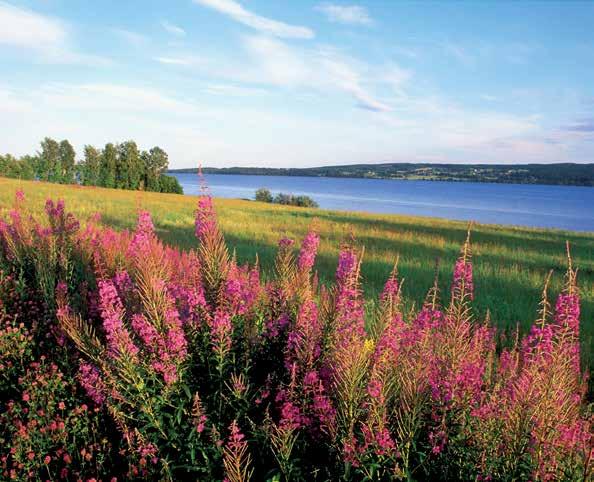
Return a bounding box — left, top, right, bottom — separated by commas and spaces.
171, 173, 594, 232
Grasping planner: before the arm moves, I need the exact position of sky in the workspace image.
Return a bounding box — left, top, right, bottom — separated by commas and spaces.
1, 1, 594, 169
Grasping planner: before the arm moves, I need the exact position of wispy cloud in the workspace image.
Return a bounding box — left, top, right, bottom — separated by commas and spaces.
381, 64, 412, 93
0, 1, 66, 52
204, 83, 268, 96
192, 0, 314, 39
161, 20, 186, 37
0, 2, 110, 65
156, 33, 391, 111
565, 118, 594, 133
241, 35, 390, 111
113, 28, 148, 47
443, 41, 474, 66
480, 94, 499, 102
38, 83, 194, 113
315, 3, 372, 26
154, 55, 203, 66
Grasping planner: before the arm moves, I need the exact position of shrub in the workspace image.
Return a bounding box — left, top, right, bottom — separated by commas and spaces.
254, 188, 319, 207
255, 188, 273, 203
159, 174, 184, 194
0, 188, 591, 481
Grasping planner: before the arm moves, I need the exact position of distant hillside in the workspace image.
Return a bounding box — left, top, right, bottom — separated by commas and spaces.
169, 163, 594, 187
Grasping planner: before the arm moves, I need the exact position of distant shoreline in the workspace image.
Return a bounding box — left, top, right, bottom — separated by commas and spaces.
168, 162, 594, 187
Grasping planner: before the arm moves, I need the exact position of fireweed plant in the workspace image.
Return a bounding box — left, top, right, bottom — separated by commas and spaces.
0, 189, 592, 481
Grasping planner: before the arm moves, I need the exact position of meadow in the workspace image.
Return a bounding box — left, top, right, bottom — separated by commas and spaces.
0, 176, 591, 480
1, 177, 592, 365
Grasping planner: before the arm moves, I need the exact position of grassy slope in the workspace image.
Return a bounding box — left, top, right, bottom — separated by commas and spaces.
1, 177, 593, 366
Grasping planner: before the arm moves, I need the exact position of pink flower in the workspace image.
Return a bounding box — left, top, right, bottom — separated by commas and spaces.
131, 314, 159, 347
342, 435, 360, 467
297, 230, 320, 272
554, 292, 580, 336
15, 190, 25, 204
78, 362, 106, 406
208, 309, 233, 355
226, 420, 246, 452
278, 237, 294, 249
195, 195, 217, 241
380, 275, 399, 304
129, 210, 155, 255
333, 246, 365, 344
286, 300, 321, 370
452, 256, 473, 301
136, 210, 154, 239
224, 263, 260, 316
98, 279, 138, 358
367, 379, 383, 399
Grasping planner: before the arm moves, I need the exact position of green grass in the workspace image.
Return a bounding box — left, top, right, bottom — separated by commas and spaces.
1, 176, 593, 367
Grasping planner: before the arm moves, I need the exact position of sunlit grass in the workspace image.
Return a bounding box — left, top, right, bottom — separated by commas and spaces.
1, 176, 592, 366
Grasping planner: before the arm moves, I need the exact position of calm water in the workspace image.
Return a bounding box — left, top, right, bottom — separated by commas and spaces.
172, 173, 594, 232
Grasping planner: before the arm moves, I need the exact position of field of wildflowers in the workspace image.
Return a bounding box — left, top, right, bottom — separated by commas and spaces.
0, 186, 592, 481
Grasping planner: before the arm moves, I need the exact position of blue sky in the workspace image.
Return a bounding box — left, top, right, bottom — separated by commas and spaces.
1, 0, 593, 168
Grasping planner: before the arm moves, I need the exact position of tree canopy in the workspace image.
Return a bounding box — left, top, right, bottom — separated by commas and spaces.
1, 137, 183, 194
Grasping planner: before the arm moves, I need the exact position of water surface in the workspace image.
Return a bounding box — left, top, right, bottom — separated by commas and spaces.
171, 173, 594, 232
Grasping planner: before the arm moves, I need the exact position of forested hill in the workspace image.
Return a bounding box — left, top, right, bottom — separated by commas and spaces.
170, 163, 594, 187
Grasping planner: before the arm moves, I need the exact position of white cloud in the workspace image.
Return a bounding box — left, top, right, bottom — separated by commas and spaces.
315, 3, 372, 25
37, 83, 193, 114
156, 34, 392, 111
0, 2, 110, 65
242, 35, 310, 86
0, 1, 66, 51
192, 0, 314, 39
237, 35, 390, 111
154, 55, 202, 66
161, 20, 186, 37
2, 80, 588, 167
203, 83, 268, 96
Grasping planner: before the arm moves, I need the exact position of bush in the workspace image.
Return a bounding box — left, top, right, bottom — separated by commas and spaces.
267, 191, 319, 208
255, 188, 318, 208
0, 189, 591, 481
294, 195, 318, 208
255, 188, 273, 203
159, 174, 184, 194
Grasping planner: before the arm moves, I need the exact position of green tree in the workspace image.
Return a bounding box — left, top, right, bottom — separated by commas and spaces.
99, 143, 117, 188
0, 154, 15, 178
0, 154, 10, 176
143, 146, 169, 192
37, 137, 60, 182
80, 145, 101, 186
116, 141, 141, 189
0, 154, 36, 180
58, 139, 76, 184
18, 155, 36, 180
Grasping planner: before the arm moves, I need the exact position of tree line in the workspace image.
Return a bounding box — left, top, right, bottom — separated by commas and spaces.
175, 162, 594, 187
0, 138, 183, 194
